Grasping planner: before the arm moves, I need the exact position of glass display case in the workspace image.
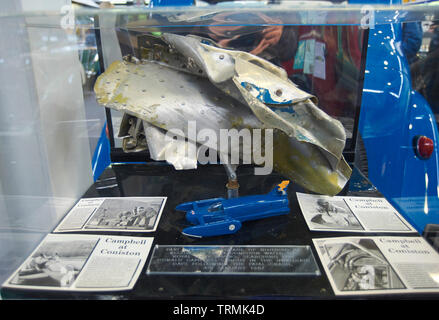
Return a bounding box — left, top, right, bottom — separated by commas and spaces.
1, 0, 439, 300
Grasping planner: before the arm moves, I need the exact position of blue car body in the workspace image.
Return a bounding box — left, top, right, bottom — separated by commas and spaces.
176, 181, 290, 237
351, 0, 439, 233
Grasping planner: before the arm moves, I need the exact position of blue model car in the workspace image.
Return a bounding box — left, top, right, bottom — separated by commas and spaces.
176, 181, 290, 237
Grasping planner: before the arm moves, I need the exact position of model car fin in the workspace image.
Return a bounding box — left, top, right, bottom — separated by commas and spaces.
278, 180, 290, 191
269, 180, 290, 195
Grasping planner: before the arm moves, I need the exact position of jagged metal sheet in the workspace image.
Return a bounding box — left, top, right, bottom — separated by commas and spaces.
161, 33, 346, 171
94, 33, 352, 195
95, 59, 263, 166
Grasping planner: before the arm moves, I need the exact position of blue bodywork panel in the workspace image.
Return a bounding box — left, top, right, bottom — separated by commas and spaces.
92, 123, 111, 182
176, 181, 291, 237
353, 2, 439, 233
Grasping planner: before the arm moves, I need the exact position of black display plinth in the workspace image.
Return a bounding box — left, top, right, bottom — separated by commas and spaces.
2, 163, 436, 300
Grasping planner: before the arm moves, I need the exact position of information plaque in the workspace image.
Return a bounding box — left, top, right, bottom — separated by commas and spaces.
146, 245, 320, 275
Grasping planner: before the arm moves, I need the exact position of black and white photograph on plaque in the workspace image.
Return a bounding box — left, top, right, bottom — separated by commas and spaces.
8, 238, 97, 288
3, 234, 154, 292
297, 193, 416, 233
313, 236, 439, 295
314, 238, 405, 293
53, 197, 167, 233
85, 198, 165, 231
298, 194, 363, 230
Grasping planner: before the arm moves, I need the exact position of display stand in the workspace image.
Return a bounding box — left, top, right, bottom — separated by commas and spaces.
2, 163, 438, 300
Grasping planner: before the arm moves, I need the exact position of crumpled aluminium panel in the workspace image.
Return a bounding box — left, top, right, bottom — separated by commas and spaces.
94, 33, 352, 195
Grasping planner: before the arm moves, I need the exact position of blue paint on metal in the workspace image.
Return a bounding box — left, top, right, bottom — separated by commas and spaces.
352, 0, 439, 233
240, 81, 293, 105
92, 123, 111, 182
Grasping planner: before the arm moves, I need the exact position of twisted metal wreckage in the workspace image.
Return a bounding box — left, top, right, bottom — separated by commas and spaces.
94, 33, 352, 195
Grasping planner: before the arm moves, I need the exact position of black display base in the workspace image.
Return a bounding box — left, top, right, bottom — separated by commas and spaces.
2, 163, 438, 300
